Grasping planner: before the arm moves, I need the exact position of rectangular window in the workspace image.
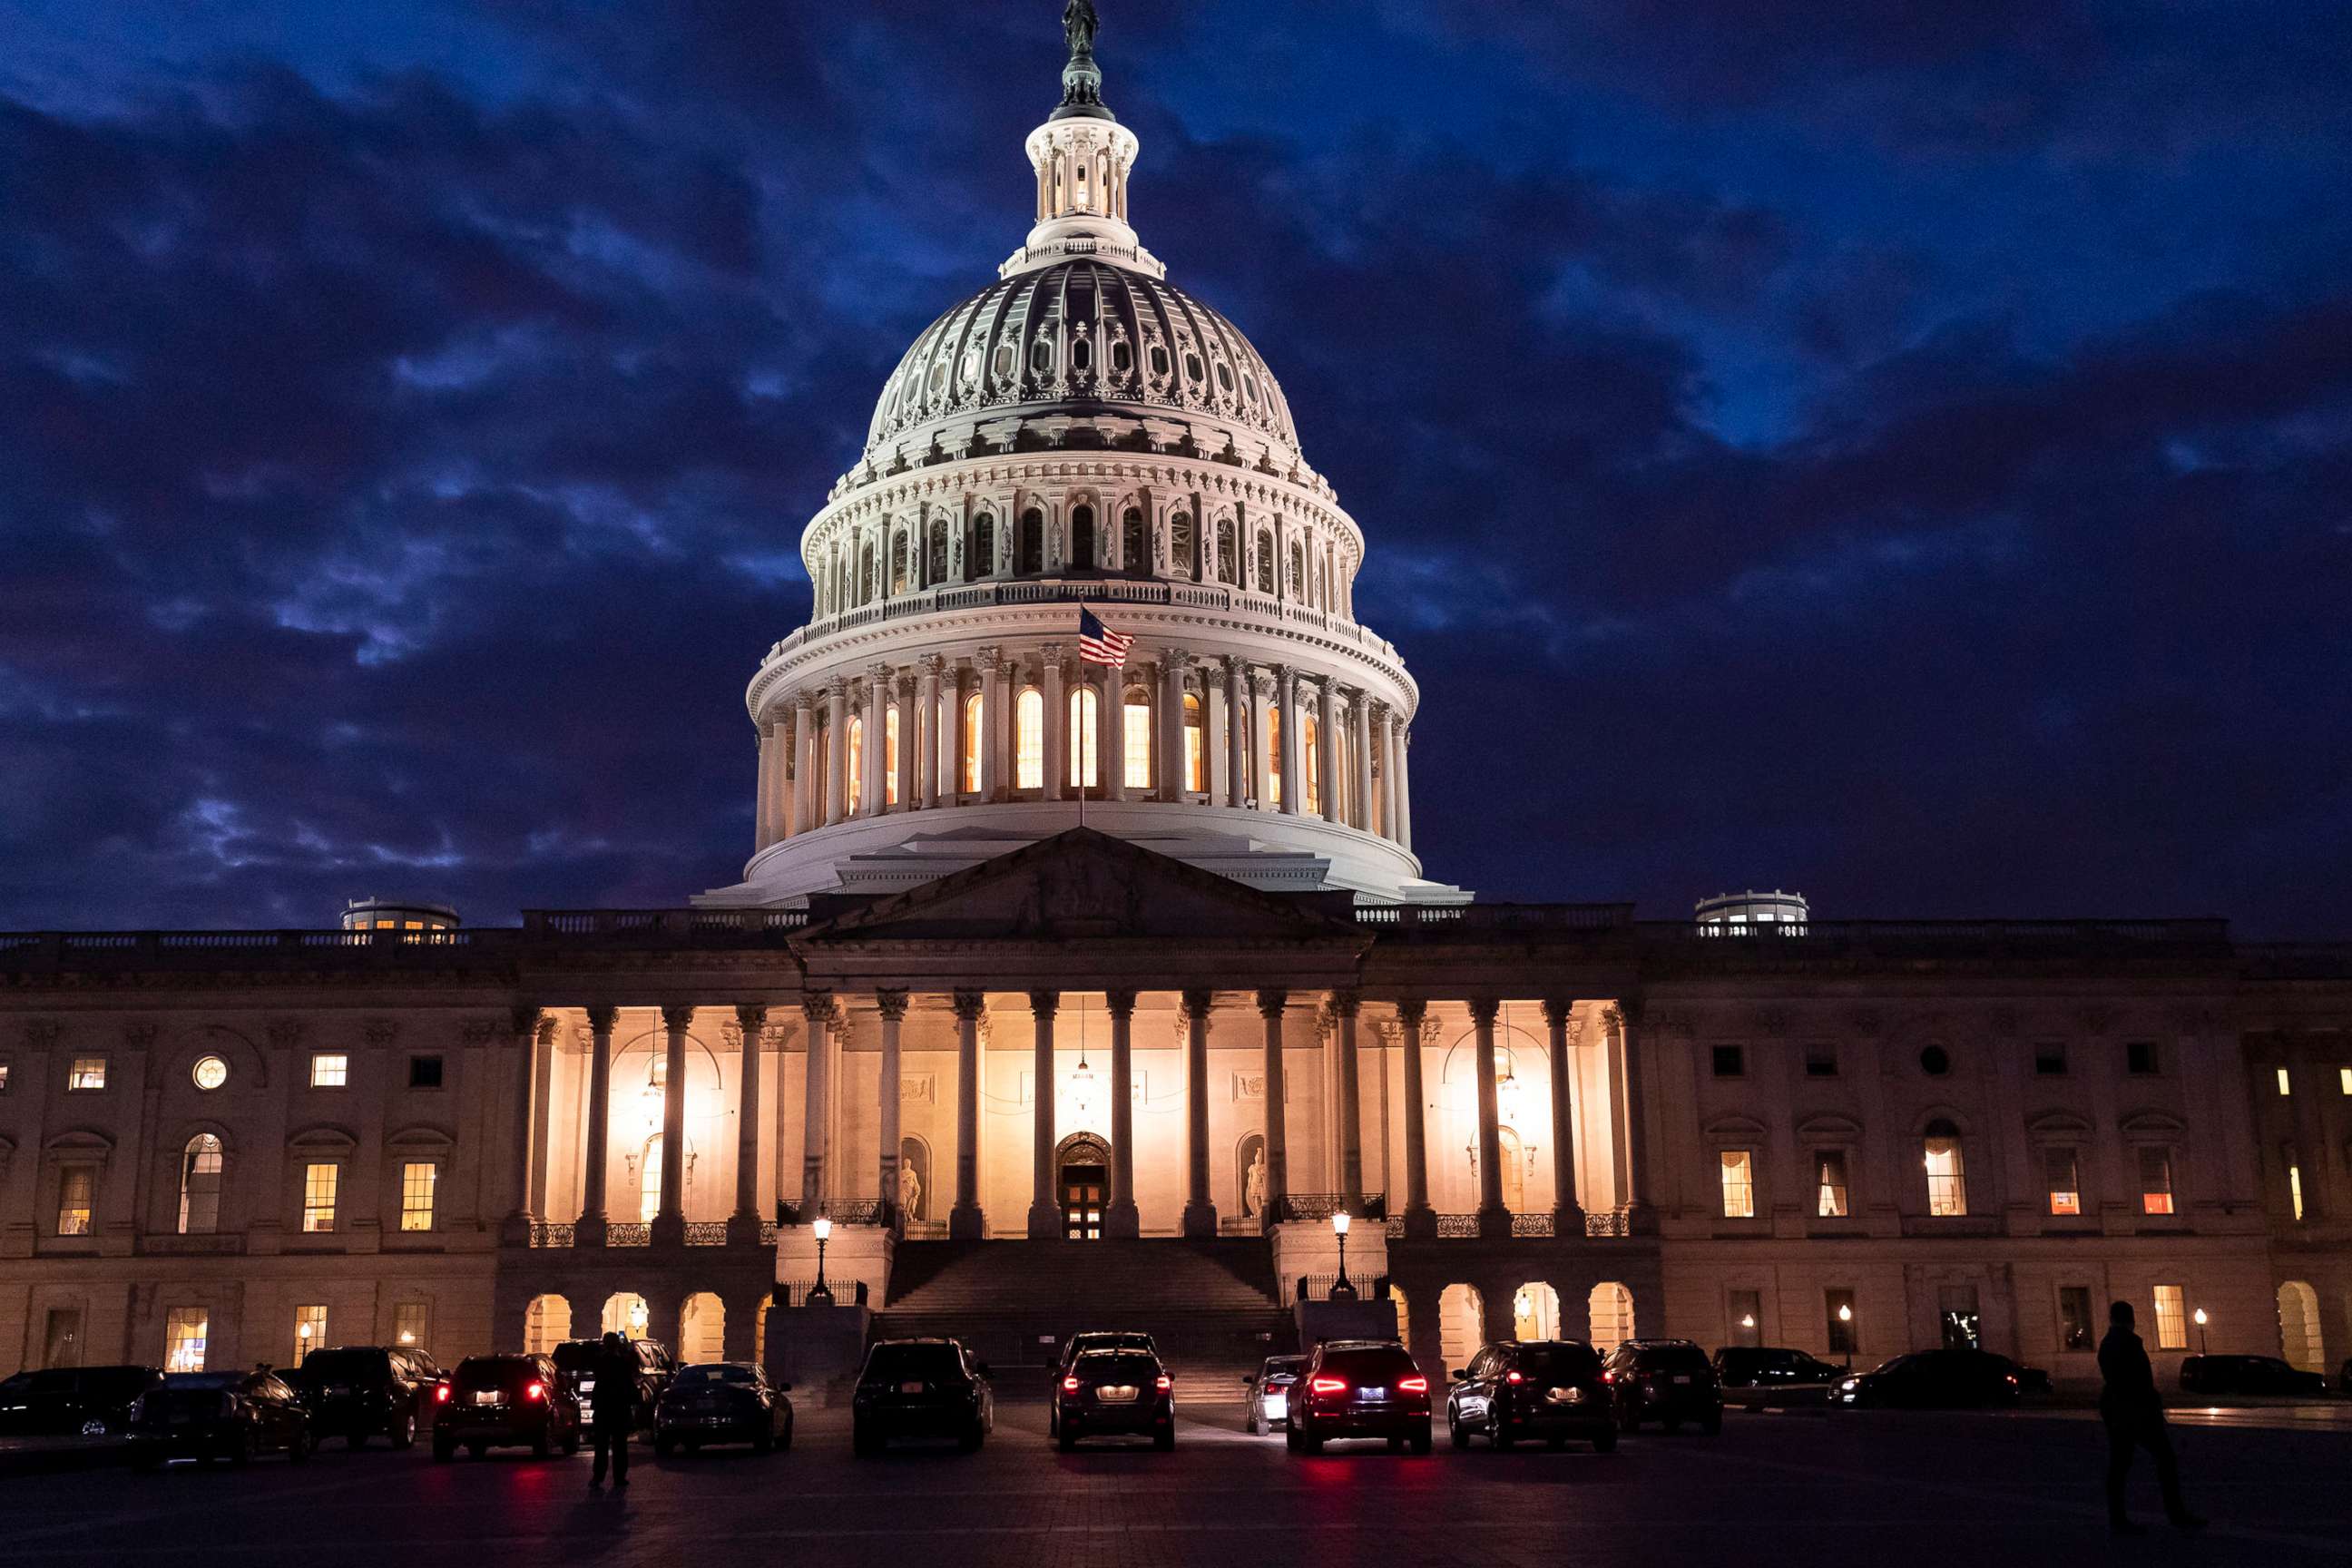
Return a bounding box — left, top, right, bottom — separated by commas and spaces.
1925, 1136, 1968, 1217
1719, 1149, 1756, 1219
2278, 1067, 2292, 1096
408, 1055, 444, 1090
1123, 700, 1152, 789
1184, 703, 1206, 792
164, 1308, 209, 1374
56, 1167, 94, 1236
1710, 1044, 1745, 1079
2340, 1066, 2351, 1097
2045, 1147, 2082, 1217
2058, 1286, 2094, 1351
2139, 1147, 2175, 1216
1815, 1150, 1850, 1218
1727, 1289, 1763, 1348
2289, 1161, 2305, 1220
0, 1060, 11, 1093
310, 1054, 348, 1088
1803, 1044, 1838, 1078
400, 1162, 437, 1231
884, 705, 901, 807
302, 1162, 339, 1233
2125, 1040, 2159, 1076
2151, 1285, 2187, 1351
67, 1057, 106, 1092
292, 1305, 328, 1367
1825, 1289, 1857, 1355
2034, 1043, 2068, 1076
394, 1301, 430, 1351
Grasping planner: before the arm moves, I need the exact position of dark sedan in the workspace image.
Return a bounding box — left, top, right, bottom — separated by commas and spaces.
128, 1371, 313, 1468
1603, 1339, 1724, 1434
852, 1338, 993, 1455
0, 1365, 161, 1440
1713, 1346, 1847, 1391
1056, 1348, 1175, 1450
2180, 1355, 2329, 1397
1242, 1354, 1309, 1435
1833, 1348, 2024, 1409
431, 1354, 581, 1460
654, 1362, 794, 1455
1448, 1340, 1615, 1451
1286, 1339, 1433, 1455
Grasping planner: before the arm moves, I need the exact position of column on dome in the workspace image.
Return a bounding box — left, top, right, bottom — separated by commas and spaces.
1470, 998, 1508, 1238
1223, 656, 1249, 809
1181, 990, 1217, 1238
825, 681, 849, 826
1351, 693, 1374, 831
916, 658, 941, 809
730, 1004, 767, 1242
1542, 998, 1583, 1230
1100, 658, 1126, 804
1251, 671, 1276, 812
793, 691, 816, 836
1377, 704, 1398, 842
942, 664, 965, 803
1159, 650, 1189, 800
1026, 990, 1059, 1240
576, 1004, 617, 1243
1206, 669, 1229, 803
950, 990, 985, 1240
1258, 990, 1289, 1227
1105, 990, 1139, 1238
1396, 719, 1414, 850
1316, 677, 1339, 824
977, 647, 1004, 802
1275, 665, 1301, 816
877, 990, 906, 1215
754, 720, 776, 851
1397, 999, 1434, 1236
894, 673, 916, 810
864, 663, 890, 818
1042, 644, 1065, 803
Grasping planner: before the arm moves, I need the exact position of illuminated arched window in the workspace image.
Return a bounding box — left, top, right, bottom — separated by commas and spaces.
1171, 511, 1194, 579
1303, 715, 1321, 816
1255, 531, 1275, 593
960, 692, 983, 793
1266, 704, 1283, 810
1122, 508, 1147, 572
1123, 688, 1152, 790
178, 1134, 223, 1236
1015, 689, 1044, 789
640, 1135, 663, 1224
847, 715, 865, 814
1182, 693, 1205, 792
890, 530, 910, 595
1068, 686, 1100, 789
884, 704, 901, 807
1070, 505, 1096, 570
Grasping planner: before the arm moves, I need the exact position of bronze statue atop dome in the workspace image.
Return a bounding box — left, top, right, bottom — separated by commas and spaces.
1055, 0, 1109, 117
1064, 0, 1099, 61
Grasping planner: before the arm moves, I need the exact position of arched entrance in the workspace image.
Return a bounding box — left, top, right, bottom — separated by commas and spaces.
1439, 1284, 1485, 1375
524, 1294, 571, 1355
1589, 1282, 1635, 1352
603, 1292, 649, 1341
681, 1293, 724, 1364
2278, 1281, 2324, 1370
1056, 1132, 1112, 1240
1514, 1281, 1561, 1341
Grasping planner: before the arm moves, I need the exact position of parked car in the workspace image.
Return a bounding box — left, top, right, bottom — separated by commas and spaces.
1448, 1339, 1615, 1451
128, 1370, 312, 1468
293, 1346, 438, 1449
1050, 1332, 1156, 1439
1832, 1348, 2024, 1409
654, 1362, 794, 1455
1056, 1348, 1175, 1451
431, 1354, 581, 1460
1285, 1338, 1433, 1455
852, 1338, 993, 1455
1603, 1340, 1723, 1434
552, 1338, 674, 1430
0, 1366, 162, 1439
2180, 1354, 2329, 1397
1242, 1354, 1310, 1435
1713, 1346, 1847, 1391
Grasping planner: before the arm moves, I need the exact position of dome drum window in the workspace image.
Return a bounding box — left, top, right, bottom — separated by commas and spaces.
1070, 338, 1093, 376
1183, 351, 1204, 383
1149, 344, 1171, 378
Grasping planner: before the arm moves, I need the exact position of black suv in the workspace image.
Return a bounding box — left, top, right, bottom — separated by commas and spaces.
1447, 1340, 1615, 1451
1603, 1339, 1723, 1434
2179, 1354, 2328, 1398
0, 1365, 161, 1439
552, 1338, 674, 1431
852, 1338, 994, 1455
1713, 1346, 1847, 1392
293, 1346, 439, 1449
1286, 1339, 1433, 1455
431, 1354, 582, 1460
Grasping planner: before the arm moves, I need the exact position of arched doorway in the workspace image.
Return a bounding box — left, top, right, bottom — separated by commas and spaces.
1389, 1285, 1411, 1348
1497, 1127, 1525, 1213
1589, 1282, 1635, 1352
2278, 1281, 2324, 1370
1514, 1281, 1562, 1341
524, 1294, 571, 1355
1439, 1284, 1484, 1374
1056, 1132, 1111, 1240
603, 1292, 649, 1342
681, 1293, 724, 1364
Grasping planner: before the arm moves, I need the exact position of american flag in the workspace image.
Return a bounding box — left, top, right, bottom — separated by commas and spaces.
1077, 607, 1133, 666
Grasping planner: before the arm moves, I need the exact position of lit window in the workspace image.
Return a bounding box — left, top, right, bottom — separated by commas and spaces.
56, 1167, 94, 1236
1123, 696, 1152, 789
178, 1134, 223, 1235
165, 1308, 209, 1373
885, 705, 901, 807
2045, 1148, 2081, 1217
960, 692, 983, 792
1301, 715, 1320, 814
0, 1061, 11, 1092
2340, 1067, 2351, 1097
1719, 1150, 1756, 1219
401, 1161, 437, 1231
2278, 1067, 2292, 1096
2288, 1161, 2305, 1220
2139, 1147, 2174, 1216
394, 1302, 428, 1350
1815, 1150, 1849, 1218
68, 1057, 107, 1092
302, 1162, 339, 1233
847, 715, 865, 811
1067, 687, 1099, 789
191, 1055, 229, 1091
1711, 1045, 1745, 1078
1014, 689, 1044, 790
1182, 694, 1205, 792
1924, 1125, 1967, 1217
310, 1054, 348, 1089
292, 1305, 327, 1367
2151, 1285, 2187, 1351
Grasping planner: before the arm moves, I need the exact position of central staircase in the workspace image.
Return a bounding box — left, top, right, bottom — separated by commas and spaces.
872, 1239, 1294, 1404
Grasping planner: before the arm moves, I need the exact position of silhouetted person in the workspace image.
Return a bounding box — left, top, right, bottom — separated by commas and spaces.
2098, 1301, 2202, 1534
587, 1331, 635, 1490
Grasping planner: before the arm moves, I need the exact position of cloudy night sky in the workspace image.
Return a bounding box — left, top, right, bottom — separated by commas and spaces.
3, 1, 2348, 934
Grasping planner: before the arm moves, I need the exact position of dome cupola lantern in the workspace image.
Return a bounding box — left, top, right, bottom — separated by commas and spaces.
1009, 0, 1161, 280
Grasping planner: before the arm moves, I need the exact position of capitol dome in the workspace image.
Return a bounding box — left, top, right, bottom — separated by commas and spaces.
700, 5, 1464, 910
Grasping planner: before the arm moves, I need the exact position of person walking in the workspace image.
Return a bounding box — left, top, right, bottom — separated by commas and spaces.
2098, 1300, 2203, 1534
588, 1331, 637, 1490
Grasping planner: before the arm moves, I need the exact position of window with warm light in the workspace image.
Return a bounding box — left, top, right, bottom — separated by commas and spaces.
394, 1301, 429, 1350
2151, 1285, 2187, 1350
292, 1305, 327, 1367
2288, 1159, 2305, 1220
846, 714, 865, 811
1719, 1150, 1756, 1219
2056, 1286, 2094, 1350
2340, 1066, 2351, 1096
1183, 693, 1205, 791
0, 1061, 10, 1093
885, 706, 901, 806
1066, 687, 1098, 788
165, 1308, 209, 1373
1301, 715, 1320, 814
2277, 1067, 2292, 1096
178, 1135, 223, 1235
191, 1055, 229, 1091
1014, 689, 1044, 789
67, 1057, 106, 1092
1815, 1150, 1850, 1218
401, 1161, 438, 1231
1924, 1125, 1967, 1216
1728, 1289, 1763, 1348
1265, 706, 1282, 808
2138, 1147, 2175, 1216
1123, 694, 1152, 789
56, 1167, 94, 1236
309, 1053, 348, 1089
960, 692, 983, 792
2045, 1147, 2082, 1216
302, 1162, 339, 1233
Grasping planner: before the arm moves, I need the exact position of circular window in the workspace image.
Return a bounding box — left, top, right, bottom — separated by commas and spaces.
191, 1055, 229, 1092
1918, 1045, 1951, 1077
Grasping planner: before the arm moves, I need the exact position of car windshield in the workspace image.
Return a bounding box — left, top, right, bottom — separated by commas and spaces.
1075, 1355, 1158, 1383
162, 1374, 243, 1392
1636, 1345, 1710, 1372
1318, 1347, 1417, 1381
672, 1365, 758, 1388
865, 1344, 965, 1383
1262, 1357, 1308, 1377
1515, 1345, 1603, 1381
298, 1349, 385, 1384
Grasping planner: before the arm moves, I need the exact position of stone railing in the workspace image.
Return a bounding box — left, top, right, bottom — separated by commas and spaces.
1377, 1208, 1633, 1240
1357, 904, 1633, 931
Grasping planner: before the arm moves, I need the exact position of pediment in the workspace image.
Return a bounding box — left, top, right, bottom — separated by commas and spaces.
799, 828, 1361, 946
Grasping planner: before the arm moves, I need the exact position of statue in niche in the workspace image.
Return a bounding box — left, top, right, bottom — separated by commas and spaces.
1240, 1138, 1269, 1218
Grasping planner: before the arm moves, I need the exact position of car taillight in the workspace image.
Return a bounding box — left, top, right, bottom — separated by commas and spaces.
1602, 1370, 1617, 1384
1308, 1377, 1348, 1396
1397, 1377, 1428, 1394
434, 1385, 450, 1404
1504, 1370, 1523, 1385
525, 1382, 545, 1402
1155, 1376, 1171, 1391
1062, 1377, 1081, 1393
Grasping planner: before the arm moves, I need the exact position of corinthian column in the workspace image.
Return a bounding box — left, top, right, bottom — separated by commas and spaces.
977, 646, 1004, 801
730, 1004, 766, 1243
824, 680, 849, 826
1398, 1000, 1434, 1239
652, 1004, 692, 1244
1334, 993, 1364, 1212
916, 657, 941, 809
1258, 990, 1289, 1228
754, 721, 776, 851
792, 690, 815, 836
1543, 998, 1583, 1232
1252, 671, 1276, 812
1396, 719, 1414, 850
1316, 678, 1339, 822
1275, 665, 1300, 815
1470, 998, 1508, 1238
1105, 991, 1139, 1238
1351, 695, 1374, 831
1042, 644, 1066, 803
865, 662, 891, 817
950, 990, 985, 1240
1160, 650, 1191, 800
576, 1004, 617, 1245
1026, 990, 1060, 1239
1101, 661, 1127, 804
877, 990, 906, 1219
1181, 990, 1217, 1238
800, 995, 832, 1207
1223, 656, 1249, 808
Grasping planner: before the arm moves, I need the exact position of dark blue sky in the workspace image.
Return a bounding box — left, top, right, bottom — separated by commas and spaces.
5, 1, 2348, 933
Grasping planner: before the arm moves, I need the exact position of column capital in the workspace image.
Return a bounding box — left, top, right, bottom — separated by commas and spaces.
952, 989, 988, 1023
509, 1004, 544, 1039
1104, 989, 1137, 1019
1039, 641, 1063, 663
1395, 997, 1427, 1029
1541, 997, 1575, 1029
733, 1003, 769, 1034
875, 989, 910, 1022
1163, 646, 1192, 672
584, 1004, 620, 1034
1222, 652, 1248, 678
793, 687, 816, 714
661, 1003, 697, 1031
1605, 998, 1641, 1030
1256, 988, 1289, 1020
803, 991, 836, 1024
1027, 988, 1060, 1019
919, 652, 947, 680
535, 1017, 560, 1048
1467, 997, 1502, 1026
1181, 987, 1216, 1016
1331, 990, 1362, 1019
867, 661, 892, 681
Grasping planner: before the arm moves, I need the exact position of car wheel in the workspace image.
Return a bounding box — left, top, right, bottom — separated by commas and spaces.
1490, 1414, 1514, 1452
433, 1436, 455, 1463
1298, 1426, 1324, 1455
1244, 1409, 1259, 1436
1447, 1413, 1469, 1449
654, 1435, 675, 1459
394, 1414, 416, 1450
1056, 1426, 1077, 1453
1286, 1424, 1305, 1454
563, 1429, 582, 1456
1592, 1425, 1617, 1454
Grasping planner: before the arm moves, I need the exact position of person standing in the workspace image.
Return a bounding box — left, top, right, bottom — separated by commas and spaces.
2098, 1300, 2203, 1534
588, 1331, 636, 1490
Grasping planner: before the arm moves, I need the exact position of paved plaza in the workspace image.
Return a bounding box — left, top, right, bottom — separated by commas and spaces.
6, 1399, 2349, 1567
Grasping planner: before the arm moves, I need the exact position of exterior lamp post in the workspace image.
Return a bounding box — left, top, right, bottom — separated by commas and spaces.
1838, 1302, 1854, 1372
2193, 1307, 2209, 1355
1330, 1210, 1357, 1299
807, 1214, 835, 1306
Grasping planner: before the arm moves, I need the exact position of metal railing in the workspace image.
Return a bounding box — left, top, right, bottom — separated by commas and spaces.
775, 1199, 893, 1229
528, 1221, 576, 1249
1583, 1208, 1632, 1239
605, 1222, 652, 1248
1377, 1207, 1633, 1240
1509, 1212, 1556, 1238
1271, 1193, 1387, 1224
777, 1279, 870, 1308
682, 1221, 731, 1247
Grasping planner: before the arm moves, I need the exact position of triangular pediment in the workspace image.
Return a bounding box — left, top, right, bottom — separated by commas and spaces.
797, 828, 1360, 945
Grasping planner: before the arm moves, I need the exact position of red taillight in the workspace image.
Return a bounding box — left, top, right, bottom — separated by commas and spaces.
525, 1382, 544, 1402
434, 1385, 450, 1404
1062, 1376, 1081, 1393
1602, 1370, 1617, 1384
1308, 1377, 1348, 1396
1397, 1377, 1428, 1394
1504, 1370, 1523, 1385
1155, 1376, 1171, 1391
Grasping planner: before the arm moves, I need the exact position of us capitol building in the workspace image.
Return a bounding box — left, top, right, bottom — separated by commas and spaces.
4, 9, 2347, 1393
